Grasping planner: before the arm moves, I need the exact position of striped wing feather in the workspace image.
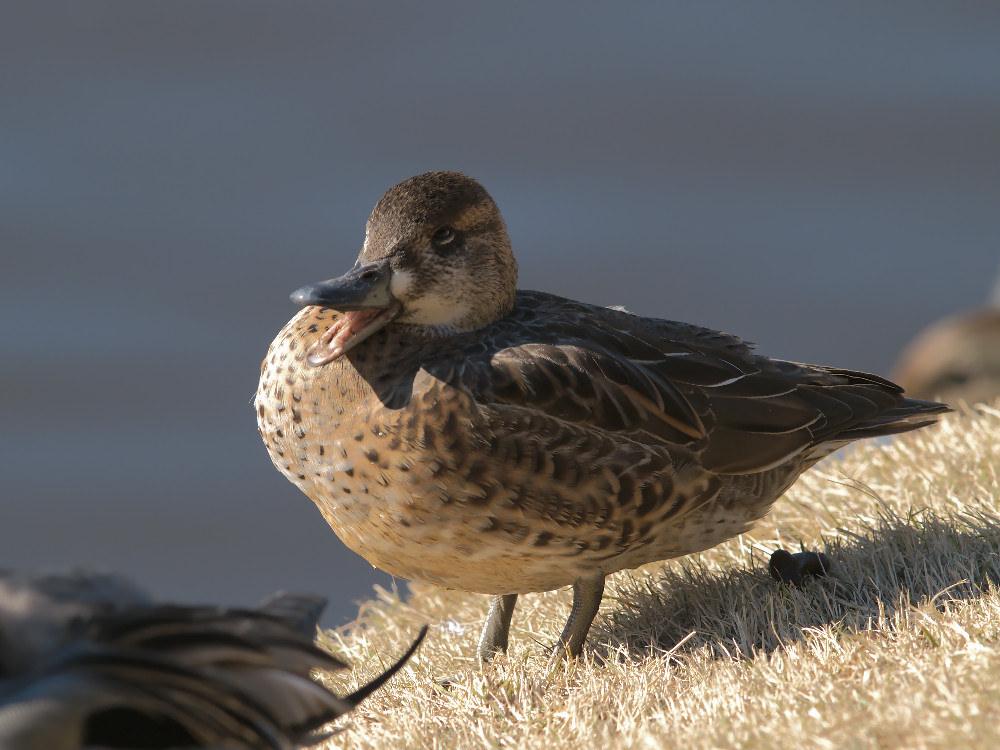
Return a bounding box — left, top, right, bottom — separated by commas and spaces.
449, 292, 915, 476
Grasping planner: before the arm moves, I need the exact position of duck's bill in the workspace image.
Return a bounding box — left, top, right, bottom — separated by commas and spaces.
290, 261, 395, 309
290, 261, 401, 365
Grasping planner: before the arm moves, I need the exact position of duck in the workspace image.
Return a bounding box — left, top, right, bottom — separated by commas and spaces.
890, 275, 1000, 409
0, 569, 426, 749
256, 170, 948, 663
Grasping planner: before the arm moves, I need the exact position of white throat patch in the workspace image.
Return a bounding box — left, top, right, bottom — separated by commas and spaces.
390, 269, 471, 328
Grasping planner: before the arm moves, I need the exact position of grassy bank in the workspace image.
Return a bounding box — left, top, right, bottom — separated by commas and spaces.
317, 404, 1000, 749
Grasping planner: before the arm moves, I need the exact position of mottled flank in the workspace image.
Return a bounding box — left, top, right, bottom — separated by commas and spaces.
256, 170, 948, 661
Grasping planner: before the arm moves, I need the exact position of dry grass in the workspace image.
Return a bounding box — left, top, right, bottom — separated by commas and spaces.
315, 403, 1000, 749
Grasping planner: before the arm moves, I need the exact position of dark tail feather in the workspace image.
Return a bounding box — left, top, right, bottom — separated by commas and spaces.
837, 397, 950, 441
295, 625, 428, 748
344, 624, 428, 708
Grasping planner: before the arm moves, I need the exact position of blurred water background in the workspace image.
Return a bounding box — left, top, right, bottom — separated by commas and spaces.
2, 2, 998, 627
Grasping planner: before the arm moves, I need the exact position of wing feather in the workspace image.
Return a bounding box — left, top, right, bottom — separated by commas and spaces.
429, 291, 938, 477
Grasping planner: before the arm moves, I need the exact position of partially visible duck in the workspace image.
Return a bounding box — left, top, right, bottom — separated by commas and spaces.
257, 171, 948, 662
0, 569, 425, 749
891, 274, 1000, 408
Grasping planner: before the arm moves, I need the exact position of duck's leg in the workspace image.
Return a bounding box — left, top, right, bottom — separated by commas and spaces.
477, 593, 518, 662
550, 571, 605, 662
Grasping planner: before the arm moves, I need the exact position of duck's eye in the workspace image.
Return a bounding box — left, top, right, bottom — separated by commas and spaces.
432, 226, 456, 245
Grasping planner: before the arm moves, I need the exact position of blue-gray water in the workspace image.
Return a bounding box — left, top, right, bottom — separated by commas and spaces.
2, 3, 999, 628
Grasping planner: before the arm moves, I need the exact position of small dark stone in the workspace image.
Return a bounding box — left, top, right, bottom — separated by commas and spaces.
769, 549, 832, 586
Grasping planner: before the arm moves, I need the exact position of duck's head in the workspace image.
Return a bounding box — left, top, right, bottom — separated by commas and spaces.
293, 171, 518, 365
